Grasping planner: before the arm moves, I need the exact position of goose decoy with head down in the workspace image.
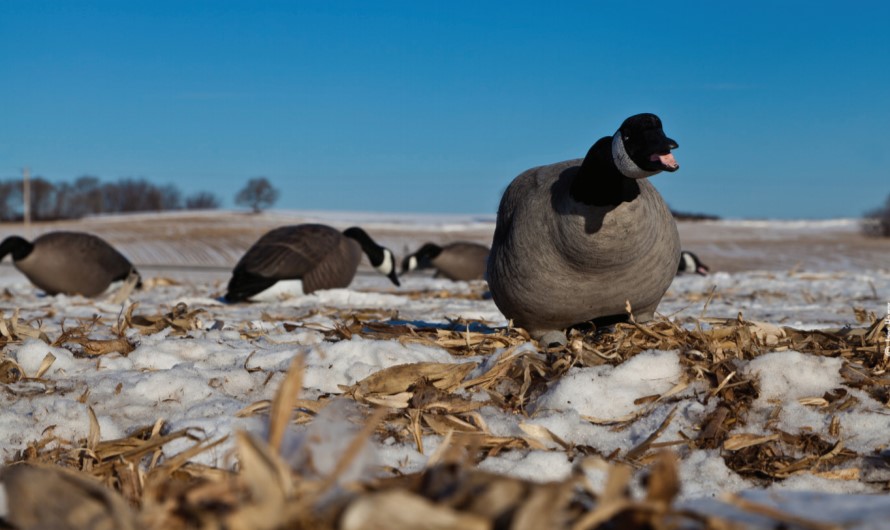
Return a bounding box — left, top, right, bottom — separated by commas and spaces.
224, 224, 400, 302
677, 250, 709, 276
487, 113, 681, 345
401, 241, 489, 281
0, 231, 140, 297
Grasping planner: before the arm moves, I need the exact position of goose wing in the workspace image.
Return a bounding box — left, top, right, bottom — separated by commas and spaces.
301, 237, 362, 293
233, 225, 342, 279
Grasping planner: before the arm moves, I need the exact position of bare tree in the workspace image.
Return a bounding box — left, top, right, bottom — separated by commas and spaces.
0, 181, 22, 221
109, 178, 181, 212
862, 193, 890, 237
235, 177, 279, 213
75, 175, 105, 216
185, 191, 221, 210
158, 184, 182, 211
0, 175, 194, 219
29, 177, 57, 220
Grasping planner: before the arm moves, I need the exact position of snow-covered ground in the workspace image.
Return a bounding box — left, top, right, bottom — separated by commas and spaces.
0, 211, 889, 528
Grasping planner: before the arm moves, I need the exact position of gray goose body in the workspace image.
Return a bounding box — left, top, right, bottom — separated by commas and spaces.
225, 224, 399, 302
0, 231, 139, 297
402, 242, 489, 281
487, 114, 681, 340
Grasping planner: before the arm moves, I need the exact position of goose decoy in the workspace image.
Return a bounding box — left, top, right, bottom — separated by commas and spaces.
677, 250, 709, 276
487, 113, 681, 345
224, 224, 400, 302
401, 241, 490, 281
0, 231, 140, 297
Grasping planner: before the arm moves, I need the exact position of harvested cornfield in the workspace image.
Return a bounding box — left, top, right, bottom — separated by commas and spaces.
0, 212, 889, 529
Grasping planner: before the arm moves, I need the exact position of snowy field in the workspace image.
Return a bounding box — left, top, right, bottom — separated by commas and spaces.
0, 211, 889, 528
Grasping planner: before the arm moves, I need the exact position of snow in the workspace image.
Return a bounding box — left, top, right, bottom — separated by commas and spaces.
0, 212, 889, 527
534, 350, 685, 419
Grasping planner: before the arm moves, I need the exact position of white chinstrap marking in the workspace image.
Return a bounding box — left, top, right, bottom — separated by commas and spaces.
406, 255, 418, 272
611, 131, 659, 180
375, 249, 394, 275
682, 253, 696, 272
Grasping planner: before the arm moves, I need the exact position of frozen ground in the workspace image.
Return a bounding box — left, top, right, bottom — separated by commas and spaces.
0, 211, 889, 528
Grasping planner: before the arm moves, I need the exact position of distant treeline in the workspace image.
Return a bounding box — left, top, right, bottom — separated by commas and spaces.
861, 193, 890, 237
0, 176, 220, 222
671, 209, 720, 221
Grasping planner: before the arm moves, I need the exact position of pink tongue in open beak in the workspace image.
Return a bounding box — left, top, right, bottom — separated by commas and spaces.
650, 152, 679, 170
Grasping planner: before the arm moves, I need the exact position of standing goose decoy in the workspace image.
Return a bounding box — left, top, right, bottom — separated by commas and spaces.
487, 113, 681, 345
224, 224, 400, 302
0, 231, 141, 297
677, 250, 709, 276
401, 241, 490, 281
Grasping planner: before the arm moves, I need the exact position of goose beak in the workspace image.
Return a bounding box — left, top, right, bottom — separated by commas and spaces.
650, 151, 679, 172
387, 269, 401, 287
696, 265, 710, 276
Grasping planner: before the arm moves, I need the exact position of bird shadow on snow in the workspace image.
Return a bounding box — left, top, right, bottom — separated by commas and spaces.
377, 319, 500, 334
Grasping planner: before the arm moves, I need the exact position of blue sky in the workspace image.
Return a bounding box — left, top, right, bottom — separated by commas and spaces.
2, 1, 889, 219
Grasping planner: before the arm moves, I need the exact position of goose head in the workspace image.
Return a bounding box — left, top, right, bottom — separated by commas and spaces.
401, 243, 442, 274
343, 227, 401, 287
612, 113, 679, 179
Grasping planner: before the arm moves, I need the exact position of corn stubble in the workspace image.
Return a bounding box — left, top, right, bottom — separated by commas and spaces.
1, 299, 888, 530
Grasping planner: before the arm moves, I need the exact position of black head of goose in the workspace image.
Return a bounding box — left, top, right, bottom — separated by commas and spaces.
224, 223, 400, 302
677, 250, 709, 276
0, 231, 140, 297
401, 241, 490, 281
487, 113, 681, 345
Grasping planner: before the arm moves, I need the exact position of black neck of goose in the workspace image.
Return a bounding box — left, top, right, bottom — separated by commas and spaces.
343, 227, 384, 266
0, 236, 34, 261
571, 136, 640, 206
416, 243, 442, 261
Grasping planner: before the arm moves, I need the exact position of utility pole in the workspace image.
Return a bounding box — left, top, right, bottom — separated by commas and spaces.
23, 166, 31, 237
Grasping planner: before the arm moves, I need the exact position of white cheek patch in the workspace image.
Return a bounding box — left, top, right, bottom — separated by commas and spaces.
406, 256, 418, 272
375, 250, 394, 275
612, 132, 659, 180
682, 253, 696, 272
249, 279, 305, 302
105, 279, 125, 295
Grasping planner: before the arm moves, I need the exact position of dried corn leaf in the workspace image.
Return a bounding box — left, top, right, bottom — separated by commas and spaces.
33, 352, 56, 379
799, 397, 830, 407
723, 433, 780, 451
518, 423, 569, 450
813, 468, 860, 481
267, 354, 304, 452
423, 413, 484, 435
748, 321, 787, 346
66, 337, 135, 356
625, 407, 677, 462
225, 432, 292, 530
350, 361, 477, 399
126, 302, 206, 336
1, 311, 51, 343
364, 391, 413, 408
512, 479, 576, 530
341, 490, 489, 530
645, 451, 680, 505
107, 271, 140, 305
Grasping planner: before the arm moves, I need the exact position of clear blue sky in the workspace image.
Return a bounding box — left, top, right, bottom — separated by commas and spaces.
2, 1, 889, 219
